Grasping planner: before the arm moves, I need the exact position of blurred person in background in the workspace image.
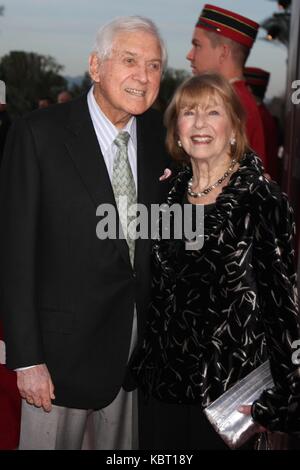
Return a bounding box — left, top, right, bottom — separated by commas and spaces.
244, 67, 280, 181
37, 97, 52, 109
57, 90, 73, 104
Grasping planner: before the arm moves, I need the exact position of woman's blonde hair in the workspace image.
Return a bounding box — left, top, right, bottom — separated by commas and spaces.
164, 73, 248, 164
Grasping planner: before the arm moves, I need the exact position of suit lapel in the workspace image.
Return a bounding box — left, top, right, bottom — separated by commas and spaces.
64, 94, 130, 266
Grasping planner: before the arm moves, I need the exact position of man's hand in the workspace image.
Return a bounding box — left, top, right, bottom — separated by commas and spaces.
17, 364, 55, 412
238, 405, 267, 433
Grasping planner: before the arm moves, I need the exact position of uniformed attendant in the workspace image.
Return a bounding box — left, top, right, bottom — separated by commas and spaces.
186, 4, 266, 164
244, 67, 280, 180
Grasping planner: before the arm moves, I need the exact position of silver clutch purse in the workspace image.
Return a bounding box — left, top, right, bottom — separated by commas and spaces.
204, 361, 274, 449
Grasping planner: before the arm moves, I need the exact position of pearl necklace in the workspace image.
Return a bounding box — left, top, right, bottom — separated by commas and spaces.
187, 158, 237, 198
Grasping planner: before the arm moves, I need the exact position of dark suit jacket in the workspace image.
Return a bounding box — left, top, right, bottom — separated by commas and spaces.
0, 110, 11, 167
0, 94, 171, 409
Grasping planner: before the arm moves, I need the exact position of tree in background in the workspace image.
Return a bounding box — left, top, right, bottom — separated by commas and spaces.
70, 71, 92, 97
0, 51, 67, 116
153, 68, 190, 112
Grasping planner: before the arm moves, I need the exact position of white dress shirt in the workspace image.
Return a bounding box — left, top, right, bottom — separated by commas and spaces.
87, 86, 138, 189
88, 86, 138, 360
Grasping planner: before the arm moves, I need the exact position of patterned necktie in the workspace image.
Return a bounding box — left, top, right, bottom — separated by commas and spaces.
112, 131, 137, 266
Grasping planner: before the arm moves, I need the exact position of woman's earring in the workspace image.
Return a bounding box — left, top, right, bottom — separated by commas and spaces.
230, 137, 236, 146
177, 140, 182, 147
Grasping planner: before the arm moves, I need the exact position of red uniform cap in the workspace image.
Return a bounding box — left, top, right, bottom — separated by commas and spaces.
196, 4, 259, 49
244, 67, 270, 89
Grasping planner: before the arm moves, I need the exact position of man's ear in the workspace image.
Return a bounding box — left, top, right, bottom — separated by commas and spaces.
219, 43, 230, 65
89, 54, 101, 83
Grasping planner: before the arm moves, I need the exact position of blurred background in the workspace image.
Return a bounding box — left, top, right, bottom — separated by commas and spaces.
0, 0, 299, 281
0, 0, 290, 115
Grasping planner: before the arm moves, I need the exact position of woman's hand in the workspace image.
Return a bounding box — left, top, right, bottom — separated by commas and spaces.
238, 405, 267, 433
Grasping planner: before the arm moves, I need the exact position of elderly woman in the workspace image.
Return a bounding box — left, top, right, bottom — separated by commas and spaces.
132, 73, 300, 449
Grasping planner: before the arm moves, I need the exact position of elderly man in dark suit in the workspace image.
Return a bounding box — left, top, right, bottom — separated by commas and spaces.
0, 16, 170, 450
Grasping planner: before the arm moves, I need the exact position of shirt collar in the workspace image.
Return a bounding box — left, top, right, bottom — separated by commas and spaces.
87, 86, 136, 153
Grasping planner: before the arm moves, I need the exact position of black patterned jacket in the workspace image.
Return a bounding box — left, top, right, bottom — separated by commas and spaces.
132, 152, 300, 433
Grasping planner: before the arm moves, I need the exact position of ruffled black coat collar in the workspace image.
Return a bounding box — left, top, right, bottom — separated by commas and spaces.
155, 152, 265, 257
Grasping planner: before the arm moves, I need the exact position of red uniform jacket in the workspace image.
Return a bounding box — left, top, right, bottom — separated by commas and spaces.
233, 80, 266, 165
258, 103, 279, 180
0, 323, 21, 449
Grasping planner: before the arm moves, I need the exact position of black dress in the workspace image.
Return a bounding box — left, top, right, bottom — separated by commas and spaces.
133, 153, 299, 448
139, 199, 228, 450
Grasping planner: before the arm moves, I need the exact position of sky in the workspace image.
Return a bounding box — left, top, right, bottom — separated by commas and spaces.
0, 0, 288, 99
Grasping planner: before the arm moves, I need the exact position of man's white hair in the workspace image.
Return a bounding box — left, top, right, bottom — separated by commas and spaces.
92, 16, 168, 70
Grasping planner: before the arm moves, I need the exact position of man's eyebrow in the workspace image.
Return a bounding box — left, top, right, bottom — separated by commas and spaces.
120, 50, 138, 56
120, 50, 161, 60
117, 50, 162, 65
